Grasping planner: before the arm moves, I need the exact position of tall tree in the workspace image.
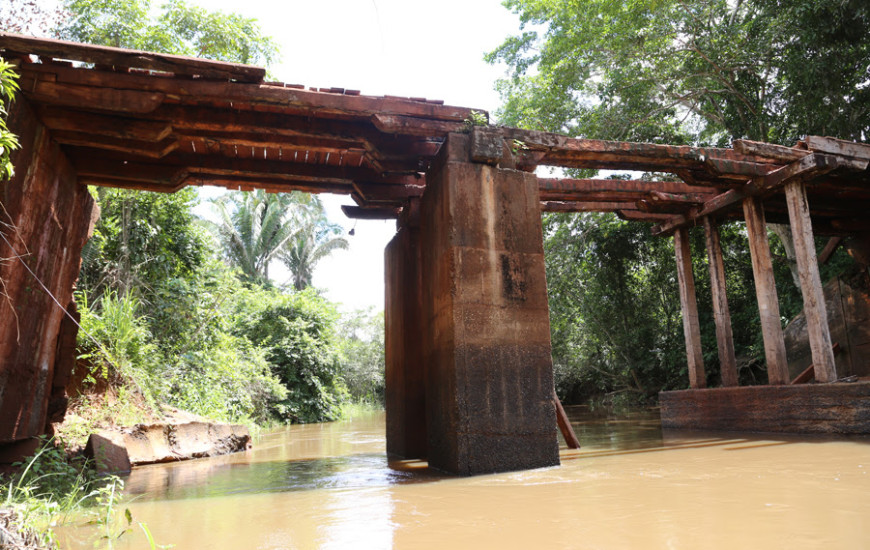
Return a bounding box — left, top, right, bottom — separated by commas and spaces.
280, 200, 348, 291
56, 0, 278, 65
487, 0, 870, 146
213, 190, 309, 284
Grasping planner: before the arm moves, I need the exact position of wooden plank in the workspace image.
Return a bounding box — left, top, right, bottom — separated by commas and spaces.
742, 197, 790, 385
652, 154, 838, 236
0, 31, 266, 82
353, 182, 425, 202
616, 210, 674, 222
733, 139, 809, 163
540, 201, 631, 213
818, 237, 843, 265
371, 113, 466, 137
659, 382, 870, 434
28, 80, 164, 113
704, 157, 776, 177
784, 180, 838, 383
20, 60, 479, 122
674, 227, 706, 389
703, 217, 738, 387
652, 189, 748, 236
37, 107, 173, 141
790, 364, 816, 385
50, 131, 178, 158
804, 136, 870, 161
553, 390, 581, 449
537, 178, 718, 203
341, 205, 401, 219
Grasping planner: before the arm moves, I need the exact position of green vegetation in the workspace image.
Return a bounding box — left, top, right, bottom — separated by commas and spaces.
1, 439, 127, 548
0, 56, 18, 181
489, 0, 869, 404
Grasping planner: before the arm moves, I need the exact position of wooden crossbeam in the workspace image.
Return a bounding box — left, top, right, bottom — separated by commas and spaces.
733, 139, 809, 163
341, 205, 400, 219
651, 153, 844, 236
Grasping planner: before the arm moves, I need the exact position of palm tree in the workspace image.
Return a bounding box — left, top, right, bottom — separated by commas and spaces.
280, 201, 348, 291
213, 190, 308, 283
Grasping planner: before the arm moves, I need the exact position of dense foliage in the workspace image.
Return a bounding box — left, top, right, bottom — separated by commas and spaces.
489, 0, 868, 403
0, 57, 18, 181
487, 0, 870, 145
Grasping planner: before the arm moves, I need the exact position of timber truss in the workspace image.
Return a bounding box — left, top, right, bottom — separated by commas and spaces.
2, 32, 868, 234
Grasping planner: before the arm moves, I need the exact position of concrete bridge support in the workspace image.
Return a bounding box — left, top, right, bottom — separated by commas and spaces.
385, 132, 560, 475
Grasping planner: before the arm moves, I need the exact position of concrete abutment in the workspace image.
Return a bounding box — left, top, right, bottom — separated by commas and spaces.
385, 132, 560, 475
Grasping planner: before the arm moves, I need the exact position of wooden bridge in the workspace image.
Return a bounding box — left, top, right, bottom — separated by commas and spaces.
1, 33, 869, 473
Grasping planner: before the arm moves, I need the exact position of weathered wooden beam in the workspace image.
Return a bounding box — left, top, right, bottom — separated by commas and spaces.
742, 197, 790, 385
652, 153, 841, 236
803, 136, 870, 161
37, 106, 173, 142
616, 210, 675, 222
52, 131, 178, 159
341, 205, 400, 219
732, 139, 809, 163
69, 148, 418, 186
702, 217, 738, 387
22, 78, 165, 113
553, 390, 581, 449
537, 178, 718, 203
19, 60, 477, 122
818, 237, 843, 265
371, 114, 467, 137
352, 182, 425, 202
0, 31, 266, 82
540, 201, 631, 213
784, 180, 837, 383
673, 227, 706, 389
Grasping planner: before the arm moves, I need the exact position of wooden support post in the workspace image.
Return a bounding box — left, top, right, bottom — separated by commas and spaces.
784, 180, 838, 383
702, 217, 739, 387
553, 390, 581, 449
674, 227, 706, 389
742, 197, 790, 385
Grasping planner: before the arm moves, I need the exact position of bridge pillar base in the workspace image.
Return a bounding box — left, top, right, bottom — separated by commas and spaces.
417, 132, 559, 475
385, 209, 427, 459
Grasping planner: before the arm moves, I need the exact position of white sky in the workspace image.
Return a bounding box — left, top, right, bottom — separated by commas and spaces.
190, 0, 523, 312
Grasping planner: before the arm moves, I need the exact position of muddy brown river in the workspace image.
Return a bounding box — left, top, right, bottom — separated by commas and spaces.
58, 408, 870, 549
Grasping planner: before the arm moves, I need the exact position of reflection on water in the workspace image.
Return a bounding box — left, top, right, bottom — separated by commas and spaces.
58, 408, 870, 549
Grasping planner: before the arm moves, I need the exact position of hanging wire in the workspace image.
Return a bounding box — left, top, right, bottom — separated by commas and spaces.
0, 228, 121, 373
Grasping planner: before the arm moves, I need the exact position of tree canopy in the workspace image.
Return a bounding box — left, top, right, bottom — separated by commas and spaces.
487, 0, 870, 146
56, 0, 278, 66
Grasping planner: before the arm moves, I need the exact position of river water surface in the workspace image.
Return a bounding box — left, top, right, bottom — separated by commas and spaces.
59, 408, 870, 549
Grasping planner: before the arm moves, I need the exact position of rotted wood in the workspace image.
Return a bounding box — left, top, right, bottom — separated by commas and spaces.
702, 217, 738, 387
673, 227, 706, 389
803, 136, 870, 161
0, 31, 266, 82
784, 180, 838, 383
660, 382, 870, 434
18, 59, 477, 123
742, 197, 790, 385
653, 153, 840, 236
553, 391, 581, 449
791, 343, 842, 385
341, 205, 401, 220
732, 139, 810, 163
818, 237, 844, 265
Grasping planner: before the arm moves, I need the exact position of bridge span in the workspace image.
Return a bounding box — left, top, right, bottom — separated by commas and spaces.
2, 33, 870, 473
